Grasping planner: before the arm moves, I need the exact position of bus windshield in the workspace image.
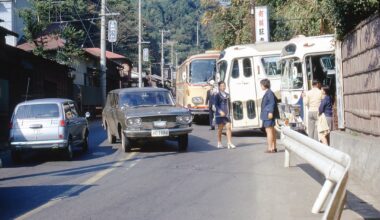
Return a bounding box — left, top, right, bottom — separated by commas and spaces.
281, 59, 303, 90
189, 59, 216, 83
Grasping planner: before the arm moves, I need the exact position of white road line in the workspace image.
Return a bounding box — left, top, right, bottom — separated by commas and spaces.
15, 152, 138, 220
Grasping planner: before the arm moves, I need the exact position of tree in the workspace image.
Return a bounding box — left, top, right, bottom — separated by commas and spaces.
201, 0, 378, 48
19, 0, 94, 64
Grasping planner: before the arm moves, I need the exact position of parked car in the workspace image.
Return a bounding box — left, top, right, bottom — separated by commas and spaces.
9, 98, 90, 161
102, 87, 193, 152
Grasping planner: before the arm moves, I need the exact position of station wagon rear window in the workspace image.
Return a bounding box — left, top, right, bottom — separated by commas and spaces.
15, 104, 60, 119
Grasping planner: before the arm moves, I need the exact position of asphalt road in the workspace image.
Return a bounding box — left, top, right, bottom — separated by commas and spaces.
0, 120, 324, 220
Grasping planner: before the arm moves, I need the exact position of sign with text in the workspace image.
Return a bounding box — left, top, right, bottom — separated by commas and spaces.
108, 20, 118, 43
255, 6, 270, 43
143, 48, 149, 62
218, 0, 231, 7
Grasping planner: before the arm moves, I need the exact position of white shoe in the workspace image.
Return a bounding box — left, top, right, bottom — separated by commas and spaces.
228, 143, 236, 149
217, 143, 223, 148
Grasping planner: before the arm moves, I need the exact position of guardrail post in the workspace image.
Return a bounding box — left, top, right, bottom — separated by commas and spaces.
284, 149, 290, 167
312, 179, 335, 214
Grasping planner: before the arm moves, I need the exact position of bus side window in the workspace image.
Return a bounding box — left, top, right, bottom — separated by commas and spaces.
231, 60, 239, 79
243, 58, 252, 77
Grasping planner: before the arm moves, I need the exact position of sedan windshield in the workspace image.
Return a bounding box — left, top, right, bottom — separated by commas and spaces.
120, 91, 175, 107
190, 59, 216, 83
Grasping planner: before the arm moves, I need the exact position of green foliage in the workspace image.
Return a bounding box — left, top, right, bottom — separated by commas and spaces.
19, 0, 90, 64
326, 0, 379, 40
201, 0, 253, 49
108, 0, 211, 67
201, 0, 378, 48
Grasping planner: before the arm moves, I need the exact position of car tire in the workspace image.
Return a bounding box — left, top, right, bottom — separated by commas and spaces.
82, 133, 89, 152
178, 134, 188, 152
11, 150, 22, 163
121, 132, 132, 152
107, 125, 116, 144
64, 141, 74, 161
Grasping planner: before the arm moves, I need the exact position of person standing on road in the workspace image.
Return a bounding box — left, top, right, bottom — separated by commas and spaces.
303, 80, 323, 141
318, 86, 333, 145
260, 79, 279, 153
214, 81, 236, 149
206, 80, 216, 130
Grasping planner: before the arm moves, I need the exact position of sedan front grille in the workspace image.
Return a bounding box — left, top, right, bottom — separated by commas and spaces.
141, 116, 177, 129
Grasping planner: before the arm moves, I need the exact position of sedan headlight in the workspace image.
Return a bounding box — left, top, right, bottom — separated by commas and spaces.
192, 96, 204, 105
176, 115, 193, 124
126, 117, 142, 126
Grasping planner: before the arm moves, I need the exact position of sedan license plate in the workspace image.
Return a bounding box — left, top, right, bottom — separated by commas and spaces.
151, 129, 169, 137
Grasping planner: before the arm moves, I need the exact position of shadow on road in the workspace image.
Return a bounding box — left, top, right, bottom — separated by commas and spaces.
298, 163, 380, 219
0, 184, 93, 220
0, 157, 139, 182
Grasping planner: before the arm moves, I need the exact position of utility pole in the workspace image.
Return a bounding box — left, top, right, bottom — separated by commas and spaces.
100, 0, 106, 105
250, 0, 256, 43
138, 0, 142, 88
160, 30, 170, 86
196, 21, 199, 47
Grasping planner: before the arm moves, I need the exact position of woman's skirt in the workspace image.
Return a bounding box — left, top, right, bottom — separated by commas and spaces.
215, 116, 231, 125
262, 119, 275, 128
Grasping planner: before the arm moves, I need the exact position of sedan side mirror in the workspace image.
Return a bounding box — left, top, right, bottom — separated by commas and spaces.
85, 112, 91, 118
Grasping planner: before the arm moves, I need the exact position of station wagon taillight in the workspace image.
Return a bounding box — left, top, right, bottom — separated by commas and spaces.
59, 120, 66, 127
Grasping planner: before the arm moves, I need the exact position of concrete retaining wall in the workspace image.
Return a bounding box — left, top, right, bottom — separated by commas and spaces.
331, 131, 380, 198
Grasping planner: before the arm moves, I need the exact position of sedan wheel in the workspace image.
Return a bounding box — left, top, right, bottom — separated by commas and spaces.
121, 132, 132, 153
82, 134, 89, 152
107, 126, 116, 144
178, 134, 188, 152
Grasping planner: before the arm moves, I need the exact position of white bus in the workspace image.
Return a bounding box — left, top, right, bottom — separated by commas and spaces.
278, 35, 336, 131
216, 42, 287, 132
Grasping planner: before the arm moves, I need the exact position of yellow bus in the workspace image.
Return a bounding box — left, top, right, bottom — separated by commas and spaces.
175, 51, 220, 120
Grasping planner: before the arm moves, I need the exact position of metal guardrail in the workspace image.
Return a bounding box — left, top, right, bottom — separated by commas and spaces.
281, 127, 351, 220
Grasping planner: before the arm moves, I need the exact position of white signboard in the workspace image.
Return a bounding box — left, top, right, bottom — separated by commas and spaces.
143, 48, 149, 62
218, 0, 231, 7
108, 20, 117, 43
255, 6, 270, 43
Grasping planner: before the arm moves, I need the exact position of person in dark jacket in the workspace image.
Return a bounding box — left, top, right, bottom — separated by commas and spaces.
214, 81, 236, 149
206, 80, 216, 130
260, 79, 279, 153
318, 86, 333, 145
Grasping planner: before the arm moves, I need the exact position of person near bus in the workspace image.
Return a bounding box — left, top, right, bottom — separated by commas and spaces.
303, 80, 323, 141
260, 79, 279, 153
215, 81, 236, 149
318, 86, 333, 145
206, 80, 216, 130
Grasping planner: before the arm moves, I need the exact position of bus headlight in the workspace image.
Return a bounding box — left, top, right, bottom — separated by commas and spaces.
126, 117, 142, 126
176, 115, 193, 124
192, 96, 204, 104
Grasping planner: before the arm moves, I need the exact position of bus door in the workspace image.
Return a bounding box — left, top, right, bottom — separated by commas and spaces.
229, 57, 260, 129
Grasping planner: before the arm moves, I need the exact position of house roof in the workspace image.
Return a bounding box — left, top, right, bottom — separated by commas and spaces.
83, 48, 126, 60
17, 35, 65, 51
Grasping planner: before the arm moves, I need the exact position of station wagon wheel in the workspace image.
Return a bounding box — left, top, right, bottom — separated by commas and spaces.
64, 140, 74, 161
11, 150, 22, 163
178, 134, 188, 152
121, 132, 132, 153
107, 124, 116, 144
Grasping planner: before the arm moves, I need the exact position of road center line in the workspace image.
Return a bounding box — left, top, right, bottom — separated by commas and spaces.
15, 152, 138, 220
